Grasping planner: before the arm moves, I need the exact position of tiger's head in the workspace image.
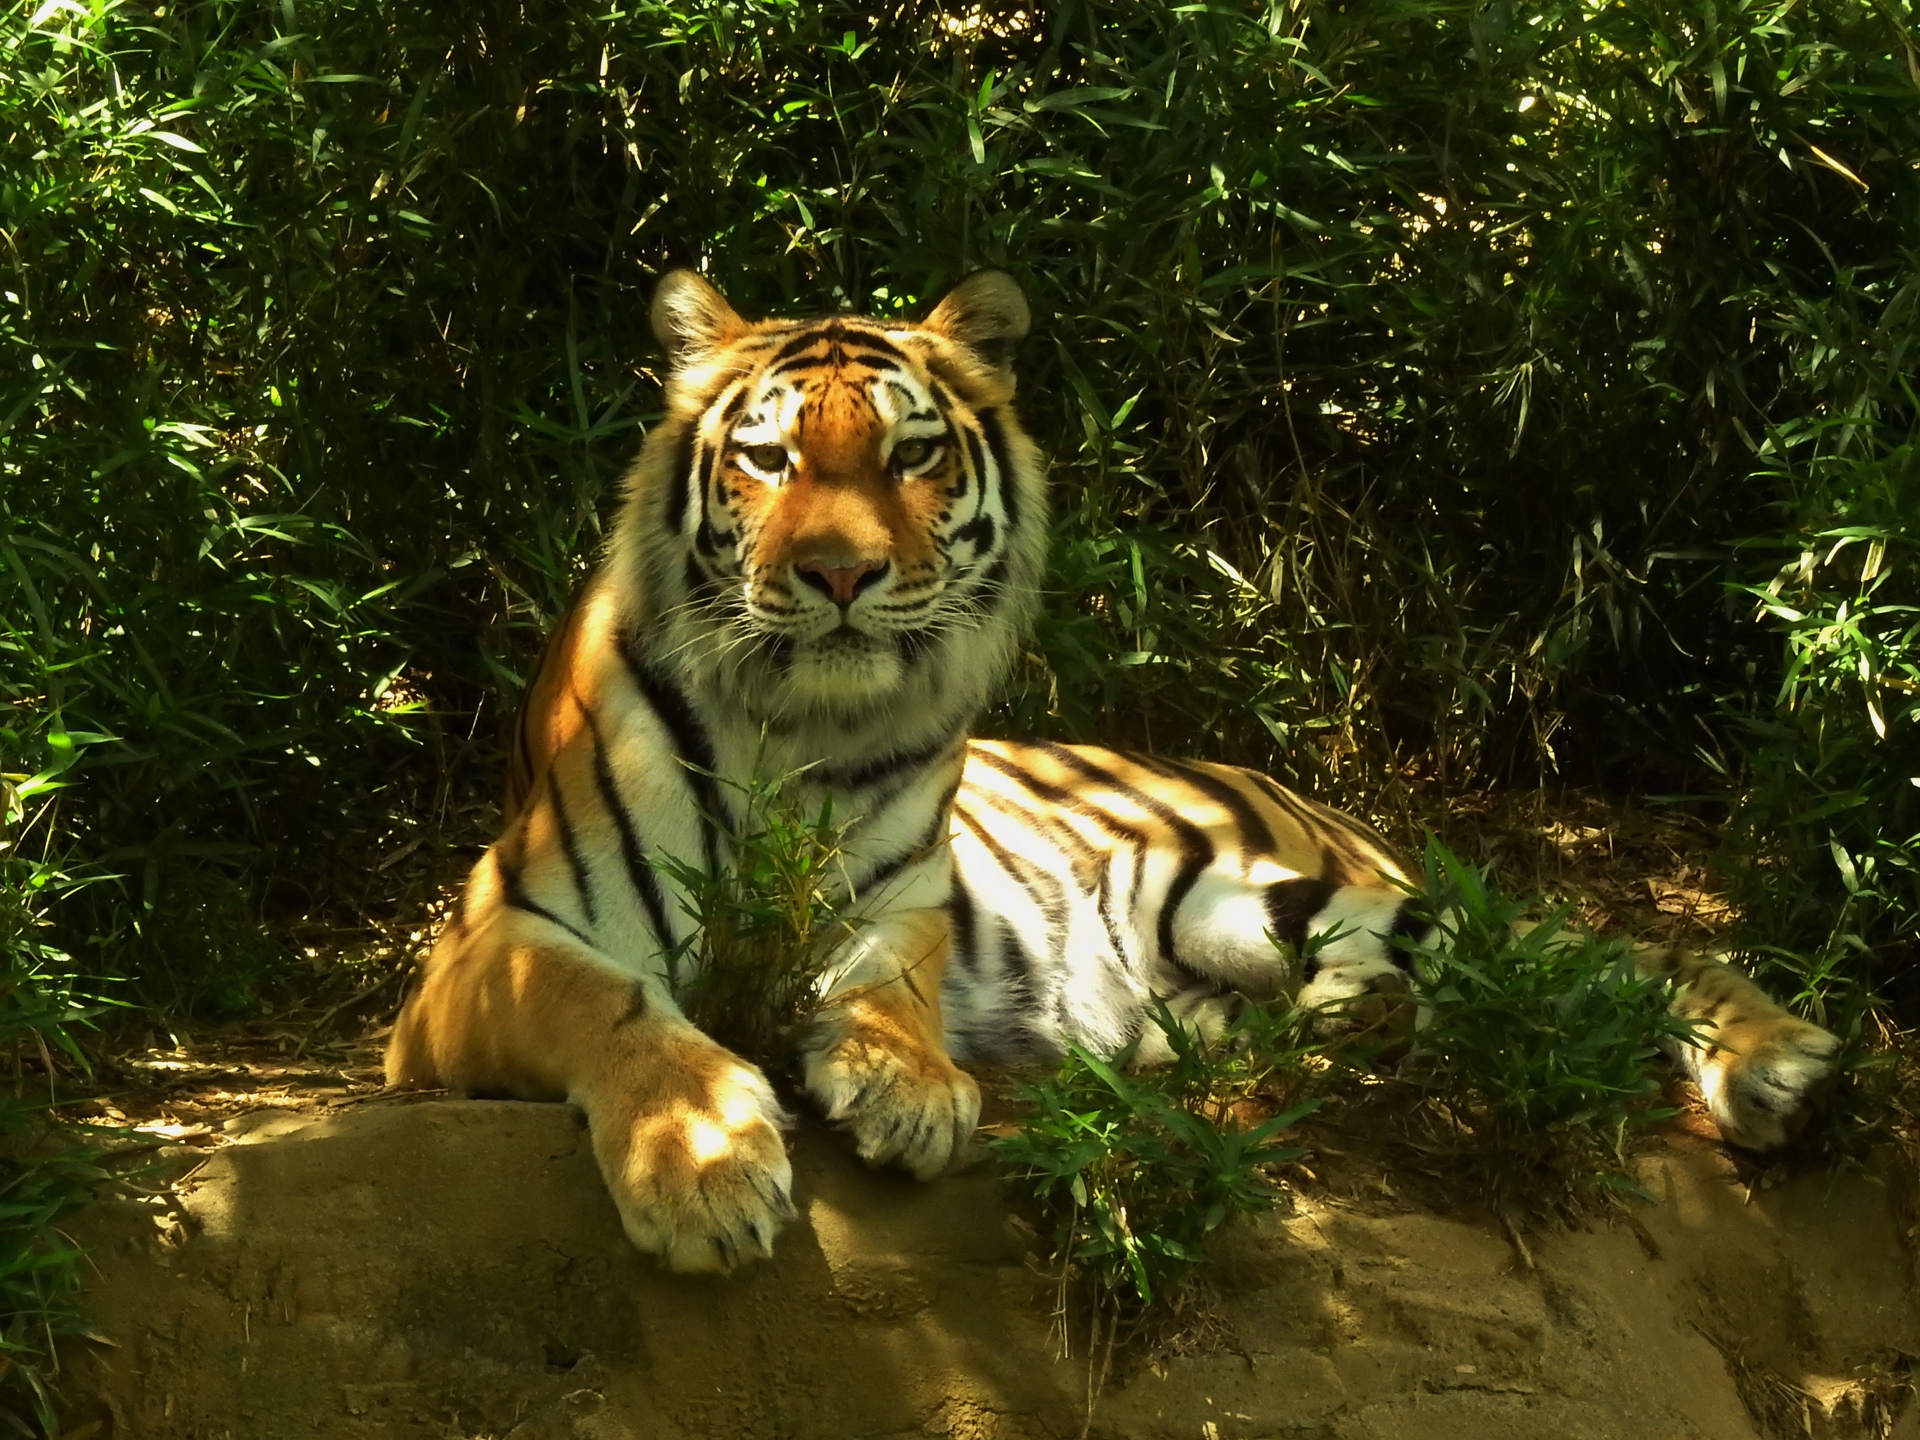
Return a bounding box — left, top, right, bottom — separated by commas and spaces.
621, 270, 1047, 732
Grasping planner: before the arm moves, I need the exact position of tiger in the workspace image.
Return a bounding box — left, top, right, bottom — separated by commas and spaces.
386, 269, 1842, 1273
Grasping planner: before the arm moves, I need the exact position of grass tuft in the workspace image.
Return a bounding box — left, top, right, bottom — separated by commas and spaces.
649, 767, 861, 1067
1396, 837, 1698, 1216
993, 1001, 1321, 1339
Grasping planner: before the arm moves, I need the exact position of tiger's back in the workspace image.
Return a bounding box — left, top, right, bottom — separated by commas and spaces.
946, 739, 1422, 1062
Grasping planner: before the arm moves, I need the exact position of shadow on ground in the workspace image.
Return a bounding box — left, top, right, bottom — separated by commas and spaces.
62, 1098, 1920, 1439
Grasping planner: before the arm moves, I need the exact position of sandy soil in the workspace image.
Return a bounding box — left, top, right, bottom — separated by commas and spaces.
59, 1087, 1919, 1440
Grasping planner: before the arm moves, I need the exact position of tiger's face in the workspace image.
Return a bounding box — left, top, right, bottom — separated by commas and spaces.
641, 271, 1041, 720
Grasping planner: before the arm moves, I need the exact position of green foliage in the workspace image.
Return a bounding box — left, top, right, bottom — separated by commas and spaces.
649, 769, 859, 1066
1720, 406, 1919, 1014
1401, 838, 1697, 1208
994, 1003, 1319, 1317
0, 784, 111, 1435
3, 0, 1915, 1006
0, 0, 1908, 1420
0, 1134, 99, 1440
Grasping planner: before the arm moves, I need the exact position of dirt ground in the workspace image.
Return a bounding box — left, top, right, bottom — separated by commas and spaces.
48, 792, 1920, 1439
57, 1070, 1920, 1440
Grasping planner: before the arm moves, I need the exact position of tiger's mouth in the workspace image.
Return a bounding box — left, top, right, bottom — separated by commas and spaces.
775, 623, 908, 708
808, 625, 885, 653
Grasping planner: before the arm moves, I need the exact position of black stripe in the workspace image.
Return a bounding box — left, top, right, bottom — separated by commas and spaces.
974, 555, 1010, 605
585, 714, 675, 949
954, 804, 1068, 941
692, 438, 715, 535
851, 330, 909, 361
978, 409, 1020, 532
1258, 776, 1398, 862
499, 856, 595, 949
1305, 795, 1399, 865
683, 552, 713, 597
1386, 899, 1433, 965
952, 513, 996, 552
662, 422, 697, 534
971, 905, 1045, 1056
965, 746, 1152, 859
863, 741, 964, 821
815, 731, 959, 793
1264, 878, 1340, 955
546, 769, 599, 927
617, 637, 724, 874
1128, 753, 1280, 858
772, 328, 830, 364
962, 771, 1134, 972
1245, 772, 1386, 880
957, 766, 1106, 880
960, 426, 988, 512
778, 348, 901, 373
1034, 743, 1214, 977
693, 433, 719, 555
948, 874, 979, 976
857, 764, 964, 897
1091, 862, 1137, 977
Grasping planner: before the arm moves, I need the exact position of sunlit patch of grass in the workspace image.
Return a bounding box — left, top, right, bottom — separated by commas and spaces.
648, 767, 863, 1067
992, 1001, 1322, 1354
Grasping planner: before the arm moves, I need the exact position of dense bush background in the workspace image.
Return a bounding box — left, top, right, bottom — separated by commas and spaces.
2, 0, 1915, 1015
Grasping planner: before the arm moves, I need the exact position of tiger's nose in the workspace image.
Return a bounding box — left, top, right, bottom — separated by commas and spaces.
795, 559, 888, 605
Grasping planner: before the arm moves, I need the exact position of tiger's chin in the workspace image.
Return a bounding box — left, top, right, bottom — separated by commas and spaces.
781, 632, 909, 713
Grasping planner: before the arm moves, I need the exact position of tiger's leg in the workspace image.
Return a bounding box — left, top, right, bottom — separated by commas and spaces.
387, 916, 796, 1272
1157, 862, 1842, 1149
798, 908, 981, 1179
1636, 945, 1841, 1150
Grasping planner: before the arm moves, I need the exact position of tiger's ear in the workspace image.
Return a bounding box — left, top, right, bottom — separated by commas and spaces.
651, 269, 747, 368
923, 270, 1030, 380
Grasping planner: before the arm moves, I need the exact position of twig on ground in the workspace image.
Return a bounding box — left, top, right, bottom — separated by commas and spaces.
293, 968, 404, 1059
1502, 1210, 1536, 1272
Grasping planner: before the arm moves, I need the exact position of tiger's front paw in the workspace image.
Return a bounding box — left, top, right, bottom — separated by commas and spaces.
1697, 1015, 1842, 1152
802, 1009, 981, 1180
585, 1051, 797, 1273
1299, 960, 1416, 1041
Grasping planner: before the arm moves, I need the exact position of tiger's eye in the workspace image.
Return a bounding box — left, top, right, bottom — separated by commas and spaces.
892, 438, 938, 470
740, 444, 788, 475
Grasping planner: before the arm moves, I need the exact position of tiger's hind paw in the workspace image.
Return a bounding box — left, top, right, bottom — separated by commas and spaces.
1698, 1018, 1842, 1152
